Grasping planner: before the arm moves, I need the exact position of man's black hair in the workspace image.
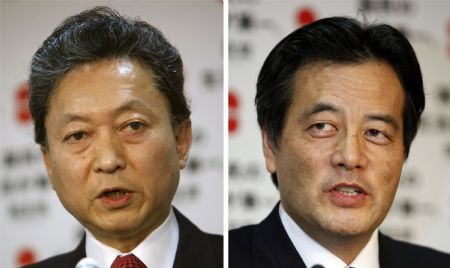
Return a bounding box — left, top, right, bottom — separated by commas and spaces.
29, 6, 190, 148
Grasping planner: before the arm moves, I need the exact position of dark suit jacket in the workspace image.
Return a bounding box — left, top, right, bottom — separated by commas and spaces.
230, 204, 450, 268
24, 208, 223, 268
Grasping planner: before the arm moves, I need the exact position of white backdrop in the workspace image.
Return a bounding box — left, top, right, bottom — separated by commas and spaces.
229, 0, 450, 255
0, 1, 223, 267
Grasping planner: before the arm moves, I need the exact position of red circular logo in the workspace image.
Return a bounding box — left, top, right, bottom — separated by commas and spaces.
296, 7, 316, 26
16, 248, 36, 266
229, 90, 239, 134
15, 81, 31, 124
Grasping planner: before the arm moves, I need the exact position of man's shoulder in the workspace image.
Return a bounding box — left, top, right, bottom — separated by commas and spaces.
229, 224, 259, 268
379, 232, 450, 266
229, 203, 285, 251
229, 204, 296, 267
229, 221, 306, 268
189, 228, 223, 267
174, 207, 223, 249
173, 208, 223, 268
193, 228, 223, 256
229, 223, 259, 250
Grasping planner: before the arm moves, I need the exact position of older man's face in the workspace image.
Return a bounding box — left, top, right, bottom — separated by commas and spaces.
42, 58, 191, 249
263, 61, 405, 243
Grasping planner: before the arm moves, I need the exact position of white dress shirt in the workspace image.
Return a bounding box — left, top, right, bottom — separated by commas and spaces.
279, 204, 379, 268
85, 207, 179, 268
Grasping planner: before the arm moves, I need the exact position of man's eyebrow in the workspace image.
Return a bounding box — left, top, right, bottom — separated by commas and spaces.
301, 102, 401, 130
366, 114, 401, 130
302, 102, 340, 119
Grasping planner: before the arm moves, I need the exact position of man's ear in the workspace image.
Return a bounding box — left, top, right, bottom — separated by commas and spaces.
175, 119, 192, 169
262, 130, 277, 174
40, 146, 56, 190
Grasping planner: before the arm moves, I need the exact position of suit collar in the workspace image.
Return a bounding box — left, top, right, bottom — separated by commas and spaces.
71, 235, 87, 264
378, 232, 399, 268
85, 208, 178, 268
72, 207, 219, 268
280, 204, 379, 268
250, 202, 307, 268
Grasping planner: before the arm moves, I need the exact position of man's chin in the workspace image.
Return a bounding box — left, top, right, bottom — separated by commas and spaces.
324, 221, 374, 238
82, 214, 146, 235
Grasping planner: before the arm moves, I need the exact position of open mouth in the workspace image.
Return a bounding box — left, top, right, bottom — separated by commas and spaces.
329, 183, 367, 207
99, 188, 133, 199
102, 189, 129, 199
98, 188, 133, 207
333, 185, 364, 196
331, 183, 366, 196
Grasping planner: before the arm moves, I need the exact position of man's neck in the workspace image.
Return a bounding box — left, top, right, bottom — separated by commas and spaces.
86, 208, 170, 253
295, 218, 373, 264
315, 233, 372, 264
85, 208, 179, 268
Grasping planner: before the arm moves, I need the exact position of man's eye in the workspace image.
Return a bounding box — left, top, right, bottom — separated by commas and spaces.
311, 123, 336, 131
365, 129, 391, 145
125, 121, 145, 132
308, 123, 337, 137
72, 132, 84, 140
66, 132, 86, 142
367, 129, 382, 137
314, 123, 329, 130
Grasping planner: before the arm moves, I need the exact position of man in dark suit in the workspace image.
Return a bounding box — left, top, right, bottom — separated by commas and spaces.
28, 208, 221, 268
229, 17, 450, 267
25, 7, 222, 268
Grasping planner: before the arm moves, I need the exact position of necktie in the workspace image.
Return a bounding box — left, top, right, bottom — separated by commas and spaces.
110, 254, 147, 268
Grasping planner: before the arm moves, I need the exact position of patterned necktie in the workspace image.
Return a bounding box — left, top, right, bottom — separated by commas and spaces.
110, 254, 147, 268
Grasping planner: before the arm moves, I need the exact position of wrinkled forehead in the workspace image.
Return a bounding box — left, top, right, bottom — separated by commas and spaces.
290, 60, 405, 120
45, 58, 172, 126
294, 60, 404, 97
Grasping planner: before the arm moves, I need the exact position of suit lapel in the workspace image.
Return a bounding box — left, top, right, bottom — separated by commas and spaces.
251, 203, 307, 268
378, 232, 406, 268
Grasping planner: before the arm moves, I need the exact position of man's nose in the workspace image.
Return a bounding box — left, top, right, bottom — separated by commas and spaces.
92, 133, 126, 173
331, 132, 368, 171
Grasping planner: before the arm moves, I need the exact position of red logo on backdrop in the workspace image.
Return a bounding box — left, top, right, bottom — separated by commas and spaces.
16, 248, 36, 266
296, 7, 316, 26
15, 81, 31, 124
229, 90, 239, 134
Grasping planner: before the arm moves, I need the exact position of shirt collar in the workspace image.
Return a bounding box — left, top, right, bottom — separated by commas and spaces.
279, 204, 379, 268
85, 207, 179, 268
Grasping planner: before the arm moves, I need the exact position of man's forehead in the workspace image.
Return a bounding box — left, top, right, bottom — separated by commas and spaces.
293, 60, 403, 96
44, 59, 169, 127
290, 61, 405, 119
55, 99, 154, 124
